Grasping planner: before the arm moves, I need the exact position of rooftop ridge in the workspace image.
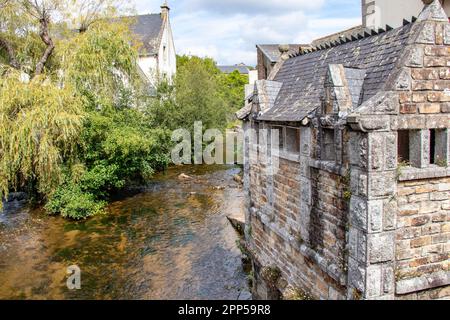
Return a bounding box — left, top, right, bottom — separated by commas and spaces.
290, 19, 416, 59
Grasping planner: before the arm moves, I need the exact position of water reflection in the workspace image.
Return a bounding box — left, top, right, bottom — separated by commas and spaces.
0, 165, 249, 300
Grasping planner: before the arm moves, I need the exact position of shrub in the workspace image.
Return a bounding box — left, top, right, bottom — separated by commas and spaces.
46, 183, 106, 220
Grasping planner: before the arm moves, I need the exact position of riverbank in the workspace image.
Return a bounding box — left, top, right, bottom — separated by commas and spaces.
0, 165, 250, 300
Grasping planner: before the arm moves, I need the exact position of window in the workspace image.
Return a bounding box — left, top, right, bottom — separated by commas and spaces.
431, 129, 449, 166
252, 122, 259, 145
430, 129, 436, 165
272, 126, 284, 150
398, 130, 410, 164
322, 128, 336, 161
398, 129, 448, 169
286, 127, 300, 153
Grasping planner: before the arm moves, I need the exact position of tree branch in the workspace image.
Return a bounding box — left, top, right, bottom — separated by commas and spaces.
0, 37, 20, 69
34, 13, 54, 76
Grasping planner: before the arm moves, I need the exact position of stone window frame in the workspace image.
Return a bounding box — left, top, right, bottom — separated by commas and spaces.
397, 128, 450, 181
320, 127, 337, 162
270, 125, 301, 162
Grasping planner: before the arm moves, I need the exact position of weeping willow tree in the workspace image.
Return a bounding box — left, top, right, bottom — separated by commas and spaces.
0, 70, 85, 208
0, 0, 147, 215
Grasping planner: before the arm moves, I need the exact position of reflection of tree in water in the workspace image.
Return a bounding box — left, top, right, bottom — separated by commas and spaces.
0, 165, 248, 300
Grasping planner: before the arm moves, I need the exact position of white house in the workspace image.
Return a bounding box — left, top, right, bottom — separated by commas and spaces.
362, 0, 450, 30
124, 1, 176, 90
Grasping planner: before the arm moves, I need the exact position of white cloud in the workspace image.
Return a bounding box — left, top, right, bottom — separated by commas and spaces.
132, 0, 361, 66
176, 0, 325, 15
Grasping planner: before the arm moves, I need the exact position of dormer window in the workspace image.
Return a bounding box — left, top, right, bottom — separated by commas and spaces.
397, 129, 449, 168
321, 128, 336, 161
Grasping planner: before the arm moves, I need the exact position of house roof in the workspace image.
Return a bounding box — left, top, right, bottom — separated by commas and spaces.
257, 22, 414, 122
311, 25, 366, 48
124, 14, 164, 56
218, 65, 251, 74
256, 44, 308, 63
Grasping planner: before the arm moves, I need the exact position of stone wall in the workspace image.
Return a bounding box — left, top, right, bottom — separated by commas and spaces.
396, 177, 449, 297
246, 124, 348, 299
244, 12, 450, 301
310, 168, 348, 272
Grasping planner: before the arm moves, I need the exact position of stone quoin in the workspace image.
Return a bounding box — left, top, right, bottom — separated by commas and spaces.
237, 0, 450, 300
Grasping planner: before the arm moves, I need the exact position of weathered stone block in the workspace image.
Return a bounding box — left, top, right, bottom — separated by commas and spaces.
368, 171, 396, 198
383, 200, 397, 231
428, 91, 450, 102
410, 236, 431, 248
410, 129, 430, 168
369, 134, 384, 170
368, 233, 395, 263
366, 265, 382, 298
412, 80, 434, 91
439, 68, 450, 79
368, 200, 383, 232
400, 103, 417, 114
418, 103, 441, 113
411, 68, 439, 80
396, 271, 450, 295
424, 45, 450, 56
445, 24, 450, 45
392, 115, 426, 130
405, 46, 424, 67
350, 196, 368, 230
348, 257, 365, 292
424, 56, 447, 67
441, 103, 450, 112
426, 114, 450, 128
433, 79, 450, 91
382, 265, 395, 294
385, 133, 397, 170
300, 127, 311, 156
416, 23, 435, 44
395, 68, 411, 91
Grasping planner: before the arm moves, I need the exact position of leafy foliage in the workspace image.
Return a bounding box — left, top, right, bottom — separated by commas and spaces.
0, 70, 85, 209
1, 4, 247, 220
148, 55, 246, 133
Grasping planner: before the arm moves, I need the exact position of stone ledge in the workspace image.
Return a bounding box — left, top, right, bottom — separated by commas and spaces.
398, 165, 450, 181
309, 160, 347, 176
250, 207, 347, 286
275, 151, 300, 163
396, 271, 450, 295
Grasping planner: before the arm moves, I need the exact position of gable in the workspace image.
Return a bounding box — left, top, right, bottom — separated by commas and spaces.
128, 14, 164, 56
258, 23, 414, 122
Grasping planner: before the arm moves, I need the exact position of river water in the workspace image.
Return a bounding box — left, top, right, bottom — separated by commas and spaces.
0, 165, 250, 300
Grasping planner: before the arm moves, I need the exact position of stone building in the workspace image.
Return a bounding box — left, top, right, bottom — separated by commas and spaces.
120, 1, 176, 90
237, 0, 450, 300
256, 44, 310, 80
363, 0, 450, 30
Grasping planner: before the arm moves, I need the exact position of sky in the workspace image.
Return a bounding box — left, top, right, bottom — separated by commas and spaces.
132, 0, 362, 66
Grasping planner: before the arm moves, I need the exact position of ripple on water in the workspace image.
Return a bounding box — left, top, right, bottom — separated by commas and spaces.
0, 165, 249, 300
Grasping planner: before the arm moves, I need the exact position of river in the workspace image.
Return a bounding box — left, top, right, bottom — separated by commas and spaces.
0, 165, 250, 300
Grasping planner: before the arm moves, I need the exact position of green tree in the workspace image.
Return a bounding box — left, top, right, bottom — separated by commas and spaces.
0, 1, 171, 219
218, 70, 248, 116
149, 55, 229, 133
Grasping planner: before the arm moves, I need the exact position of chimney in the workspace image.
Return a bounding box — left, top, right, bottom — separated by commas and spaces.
161, 1, 170, 20
278, 44, 290, 61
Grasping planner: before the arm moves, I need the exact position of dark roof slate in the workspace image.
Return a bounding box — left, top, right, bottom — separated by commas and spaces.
311, 25, 365, 48
257, 44, 308, 63
258, 23, 414, 122
126, 14, 164, 56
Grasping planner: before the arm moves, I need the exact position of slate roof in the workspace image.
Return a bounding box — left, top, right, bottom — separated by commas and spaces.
258, 22, 414, 122
311, 25, 365, 48
123, 14, 164, 56
257, 44, 308, 63
218, 65, 251, 74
